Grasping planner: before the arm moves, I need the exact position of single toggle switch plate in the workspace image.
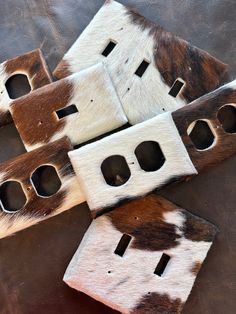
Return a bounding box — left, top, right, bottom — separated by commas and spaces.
69, 112, 197, 216
10, 63, 128, 152
53, 0, 228, 125
0, 49, 52, 126
69, 79, 236, 216
64, 195, 217, 314
0, 137, 85, 239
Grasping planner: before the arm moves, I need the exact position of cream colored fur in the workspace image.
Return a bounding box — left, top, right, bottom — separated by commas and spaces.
69, 112, 197, 212
64, 210, 213, 313
57, 0, 187, 125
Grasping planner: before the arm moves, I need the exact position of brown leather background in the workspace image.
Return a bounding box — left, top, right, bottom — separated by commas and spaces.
0, 1, 235, 313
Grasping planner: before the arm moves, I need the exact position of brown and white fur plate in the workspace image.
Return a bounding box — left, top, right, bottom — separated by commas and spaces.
10, 63, 128, 152
53, 0, 228, 125
64, 194, 217, 314
69, 79, 236, 216
0, 137, 84, 239
0, 49, 52, 126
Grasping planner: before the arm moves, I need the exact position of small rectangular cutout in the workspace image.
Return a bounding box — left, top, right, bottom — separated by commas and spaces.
154, 253, 170, 276
114, 234, 132, 257
55, 104, 78, 119
168, 79, 184, 97
135, 60, 150, 77
102, 41, 117, 57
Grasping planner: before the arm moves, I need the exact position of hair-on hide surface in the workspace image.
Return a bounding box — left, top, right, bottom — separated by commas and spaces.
10, 63, 127, 152
53, 0, 228, 125
0, 137, 85, 239
69, 112, 197, 215
0, 49, 52, 126
64, 194, 217, 314
172, 79, 236, 172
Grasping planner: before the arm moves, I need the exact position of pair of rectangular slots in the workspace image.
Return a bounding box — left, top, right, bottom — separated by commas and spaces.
114, 234, 170, 277
101, 40, 184, 96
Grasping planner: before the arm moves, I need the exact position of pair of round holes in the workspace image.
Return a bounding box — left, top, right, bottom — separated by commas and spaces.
0, 165, 61, 213
101, 141, 165, 187
188, 105, 236, 150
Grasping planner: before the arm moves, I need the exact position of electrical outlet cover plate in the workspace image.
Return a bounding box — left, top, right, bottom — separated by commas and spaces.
173, 79, 236, 172
0, 137, 84, 239
10, 63, 127, 152
64, 195, 217, 314
69, 112, 197, 215
53, 0, 228, 125
0, 49, 52, 126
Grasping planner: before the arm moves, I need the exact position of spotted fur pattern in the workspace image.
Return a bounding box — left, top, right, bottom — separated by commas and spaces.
64, 195, 217, 314
69, 112, 197, 215
0, 49, 52, 126
53, 0, 228, 124
10, 63, 127, 151
0, 137, 85, 239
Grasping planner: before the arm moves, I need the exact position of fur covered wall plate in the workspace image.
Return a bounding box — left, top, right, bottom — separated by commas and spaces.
64, 195, 217, 314
10, 63, 127, 151
0, 49, 52, 126
69, 112, 197, 215
69, 80, 236, 216
53, 0, 228, 125
0, 137, 84, 239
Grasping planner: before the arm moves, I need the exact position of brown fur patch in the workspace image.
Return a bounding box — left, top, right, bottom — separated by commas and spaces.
5, 49, 52, 90
172, 85, 236, 172
131, 292, 183, 314
10, 79, 73, 147
0, 49, 51, 126
53, 59, 71, 80
191, 261, 202, 276
127, 10, 228, 102
181, 210, 217, 242
0, 137, 73, 217
107, 195, 181, 251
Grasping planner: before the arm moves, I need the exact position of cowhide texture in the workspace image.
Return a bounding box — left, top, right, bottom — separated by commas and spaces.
64, 194, 217, 314
53, 0, 228, 125
0, 137, 84, 239
69, 79, 236, 216
173, 79, 236, 172
69, 112, 197, 216
10, 63, 127, 152
0, 49, 52, 126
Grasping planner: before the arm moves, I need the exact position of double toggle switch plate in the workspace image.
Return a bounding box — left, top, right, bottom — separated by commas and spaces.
0, 49, 52, 126
64, 195, 217, 314
53, 0, 228, 125
69, 80, 236, 216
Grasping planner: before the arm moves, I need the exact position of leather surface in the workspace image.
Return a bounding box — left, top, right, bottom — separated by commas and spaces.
0, 1, 235, 313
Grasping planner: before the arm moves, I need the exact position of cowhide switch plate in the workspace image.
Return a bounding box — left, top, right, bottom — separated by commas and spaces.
172, 79, 236, 172
69, 112, 197, 215
0, 137, 84, 239
69, 79, 236, 216
64, 195, 217, 314
53, 0, 228, 125
0, 49, 52, 126
10, 63, 127, 151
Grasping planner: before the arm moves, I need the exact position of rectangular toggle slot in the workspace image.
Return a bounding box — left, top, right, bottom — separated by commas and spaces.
10, 63, 127, 152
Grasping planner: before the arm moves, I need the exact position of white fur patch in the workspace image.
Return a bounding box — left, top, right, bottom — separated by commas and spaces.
69, 112, 197, 213
54, 0, 187, 125
64, 204, 214, 313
